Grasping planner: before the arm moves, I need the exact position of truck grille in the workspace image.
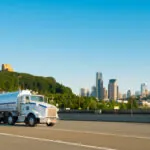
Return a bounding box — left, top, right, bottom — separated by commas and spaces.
47, 108, 57, 117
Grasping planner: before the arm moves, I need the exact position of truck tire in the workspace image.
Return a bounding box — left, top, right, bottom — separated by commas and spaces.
46, 123, 55, 127
27, 114, 37, 127
3, 117, 8, 124
7, 115, 15, 125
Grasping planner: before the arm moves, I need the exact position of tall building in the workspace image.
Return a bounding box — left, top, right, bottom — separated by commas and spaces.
135, 91, 140, 96
91, 86, 96, 97
123, 94, 127, 99
1, 64, 13, 72
118, 93, 123, 99
145, 89, 149, 97
108, 79, 117, 100
86, 89, 90, 97
80, 88, 89, 97
103, 87, 108, 100
96, 72, 103, 100
127, 90, 132, 98
117, 86, 119, 100
141, 83, 147, 97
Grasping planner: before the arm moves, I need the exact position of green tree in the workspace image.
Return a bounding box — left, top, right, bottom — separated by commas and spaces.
120, 103, 127, 110
89, 100, 97, 110
127, 98, 138, 109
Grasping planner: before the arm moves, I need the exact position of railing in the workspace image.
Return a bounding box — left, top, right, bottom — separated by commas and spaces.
58, 109, 150, 114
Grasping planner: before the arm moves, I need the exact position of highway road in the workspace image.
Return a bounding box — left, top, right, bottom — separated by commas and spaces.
0, 121, 150, 150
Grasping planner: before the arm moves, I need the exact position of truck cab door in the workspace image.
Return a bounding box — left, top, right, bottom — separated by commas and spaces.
18, 96, 30, 115
17, 96, 24, 115
21, 96, 30, 116
17, 96, 28, 122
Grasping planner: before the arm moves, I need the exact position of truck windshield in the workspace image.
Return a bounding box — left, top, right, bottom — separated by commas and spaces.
31, 95, 44, 102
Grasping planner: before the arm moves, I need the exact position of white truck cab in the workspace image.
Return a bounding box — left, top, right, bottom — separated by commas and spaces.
0, 90, 59, 127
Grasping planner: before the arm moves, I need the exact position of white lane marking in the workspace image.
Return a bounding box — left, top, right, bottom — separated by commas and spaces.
37, 127, 150, 140
0, 133, 117, 150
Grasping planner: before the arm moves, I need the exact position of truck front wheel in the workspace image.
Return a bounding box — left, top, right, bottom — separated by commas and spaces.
27, 115, 37, 127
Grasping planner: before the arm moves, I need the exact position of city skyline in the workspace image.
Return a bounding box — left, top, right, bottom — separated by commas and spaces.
0, 0, 150, 95
80, 72, 149, 98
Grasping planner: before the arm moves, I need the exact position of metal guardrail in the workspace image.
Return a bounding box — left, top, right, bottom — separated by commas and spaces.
58, 109, 150, 114
58, 109, 95, 113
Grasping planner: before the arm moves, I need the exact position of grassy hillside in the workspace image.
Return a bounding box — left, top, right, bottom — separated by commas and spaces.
0, 71, 72, 95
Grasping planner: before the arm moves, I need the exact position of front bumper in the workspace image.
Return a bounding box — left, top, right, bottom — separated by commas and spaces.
39, 117, 57, 124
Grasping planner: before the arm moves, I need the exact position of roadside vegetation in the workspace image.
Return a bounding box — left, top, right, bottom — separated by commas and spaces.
48, 95, 139, 110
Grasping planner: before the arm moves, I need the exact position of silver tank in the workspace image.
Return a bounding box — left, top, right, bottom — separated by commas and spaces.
0, 91, 19, 111
0, 91, 19, 103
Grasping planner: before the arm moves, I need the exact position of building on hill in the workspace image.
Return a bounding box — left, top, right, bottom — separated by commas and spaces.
1, 64, 13, 72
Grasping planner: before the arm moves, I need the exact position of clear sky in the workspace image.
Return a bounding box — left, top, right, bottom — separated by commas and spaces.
0, 0, 150, 95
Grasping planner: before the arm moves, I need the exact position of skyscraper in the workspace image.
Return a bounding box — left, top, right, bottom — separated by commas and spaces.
91, 86, 96, 97
80, 88, 87, 97
103, 87, 108, 100
118, 93, 123, 99
145, 89, 149, 97
127, 90, 132, 98
86, 89, 90, 97
122, 94, 127, 99
96, 72, 103, 100
141, 83, 147, 97
117, 86, 119, 100
135, 91, 140, 96
108, 79, 117, 100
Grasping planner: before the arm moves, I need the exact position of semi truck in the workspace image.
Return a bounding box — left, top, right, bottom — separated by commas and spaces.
0, 90, 59, 127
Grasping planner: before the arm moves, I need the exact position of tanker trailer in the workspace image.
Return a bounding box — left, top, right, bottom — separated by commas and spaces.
0, 90, 58, 127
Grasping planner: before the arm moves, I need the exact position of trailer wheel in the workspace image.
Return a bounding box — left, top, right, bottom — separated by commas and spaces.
3, 117, 8, 124
27, 114, 37, 127
7, 115, 15, 125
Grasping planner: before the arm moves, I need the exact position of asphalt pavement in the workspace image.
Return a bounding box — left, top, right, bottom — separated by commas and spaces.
0, 121, 150, 150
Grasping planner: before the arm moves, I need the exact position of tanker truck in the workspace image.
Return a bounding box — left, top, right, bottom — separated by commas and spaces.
0, 90, 59, 127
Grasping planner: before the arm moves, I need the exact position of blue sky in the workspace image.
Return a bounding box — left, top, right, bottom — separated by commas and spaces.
0, 0, 150, 94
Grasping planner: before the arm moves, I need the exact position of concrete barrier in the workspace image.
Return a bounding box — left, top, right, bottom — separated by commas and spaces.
58, 113, 150, 123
